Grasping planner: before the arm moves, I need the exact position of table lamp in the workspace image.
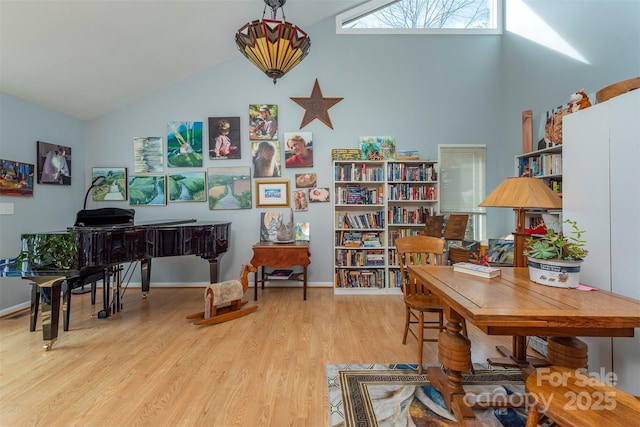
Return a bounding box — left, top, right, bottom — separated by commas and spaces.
479, 177, 562, 267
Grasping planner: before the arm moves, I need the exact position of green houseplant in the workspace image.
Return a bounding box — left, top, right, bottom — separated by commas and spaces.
15, 229, 79, 271
523, 219, 588, 288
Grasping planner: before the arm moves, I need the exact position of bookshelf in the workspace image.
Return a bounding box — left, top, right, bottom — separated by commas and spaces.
333, 160, 439, 294
515, 145, 562, 230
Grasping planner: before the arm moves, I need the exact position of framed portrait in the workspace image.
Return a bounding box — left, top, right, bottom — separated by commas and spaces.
309, 187, 331, 203
207, 166, 251, 210
0, 158, 34, 197
208, 117, 241, 160
128, 175, 166, 206
133, 137, 164, 173
251, 140, 282, 178
293, 189, 308, 211
37, 141, 71, 185
295, 173, 316, 188
255, 179, 289, 208
249, 104, 278, 141
166, 121, 203, 168
167, 171, 206, 202
284, 132, 313, 168
91, 167, 127, 201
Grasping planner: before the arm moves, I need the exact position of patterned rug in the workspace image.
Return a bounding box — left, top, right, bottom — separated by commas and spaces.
326, 363, 530, 427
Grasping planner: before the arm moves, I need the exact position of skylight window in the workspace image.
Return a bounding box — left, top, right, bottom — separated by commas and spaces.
336, 0, 502, 35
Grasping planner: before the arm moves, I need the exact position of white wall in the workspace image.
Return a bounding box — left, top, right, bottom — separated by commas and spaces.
0, 93, 87, 312
2, 1, 639, 309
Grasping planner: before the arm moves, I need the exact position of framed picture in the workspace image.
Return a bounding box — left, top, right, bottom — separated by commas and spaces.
249, 104, 278, 140
167, 171, 206, 202
0, 158, 34, 197
309, 187, 331, 203
359, 136, 395, 160
255, 179, 289, 208
37, 141, 71, 185
284, 132, 313, 168
133, 137, 164, 173
166, 121, 203, 168
207, 166, 251, 210
295, 173, 316, 188
251, 140, 281, 177
128, 175, 166, 205
208, 117, 241, 159
293, 189, 308, 211
92, 167, 127, 201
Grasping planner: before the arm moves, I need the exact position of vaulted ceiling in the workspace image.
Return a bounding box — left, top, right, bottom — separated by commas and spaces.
0, 0, 365, 121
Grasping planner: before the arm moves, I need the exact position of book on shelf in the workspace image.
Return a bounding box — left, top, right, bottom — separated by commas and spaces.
267, 269, 294, 280
452, 262, 501, 278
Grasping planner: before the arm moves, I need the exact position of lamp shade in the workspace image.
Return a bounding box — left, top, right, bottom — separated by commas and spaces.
479, 177, 562, 210
235, 0, 310, 84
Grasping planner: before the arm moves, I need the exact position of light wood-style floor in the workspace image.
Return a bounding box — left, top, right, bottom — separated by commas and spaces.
0, 286, 518, 426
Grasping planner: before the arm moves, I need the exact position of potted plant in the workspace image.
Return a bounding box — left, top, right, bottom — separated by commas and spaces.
523, 219, 588, 288
15, 229, 79, 271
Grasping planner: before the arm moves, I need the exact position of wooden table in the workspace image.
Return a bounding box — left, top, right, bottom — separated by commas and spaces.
407, 266, 640, 425
250, 241, 310, 300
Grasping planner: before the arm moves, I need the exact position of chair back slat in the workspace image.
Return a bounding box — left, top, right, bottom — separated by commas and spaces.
395, 236, 444, 297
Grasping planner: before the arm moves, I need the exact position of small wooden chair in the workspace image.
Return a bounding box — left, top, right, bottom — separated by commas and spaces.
525, 365, 640, 426
396, 236, 469, 374
186, 263, 258, 325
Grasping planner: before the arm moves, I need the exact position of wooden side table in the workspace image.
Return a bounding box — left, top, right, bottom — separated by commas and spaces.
250, 241, 311, 300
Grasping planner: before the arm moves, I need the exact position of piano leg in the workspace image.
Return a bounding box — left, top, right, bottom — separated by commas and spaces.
99, 269, 111, 318
208, 257, 220, 284
140, 258, 151, 297
31, 276, 65, 350
29, 282, 39, 332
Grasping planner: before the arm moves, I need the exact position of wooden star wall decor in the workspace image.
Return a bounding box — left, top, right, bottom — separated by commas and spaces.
290, 79, 343, 129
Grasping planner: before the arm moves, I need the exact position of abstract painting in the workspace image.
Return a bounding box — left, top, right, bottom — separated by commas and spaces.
167, 121, 203, 168
0, 158, 34, 196
133, 137, 164, 173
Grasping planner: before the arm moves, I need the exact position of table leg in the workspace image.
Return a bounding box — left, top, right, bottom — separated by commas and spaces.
427, 306, 477, 423
254, 269, 259, 301
303, 266, 307, 300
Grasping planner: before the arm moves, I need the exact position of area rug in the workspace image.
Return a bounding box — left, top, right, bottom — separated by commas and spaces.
326, 363, 530, 427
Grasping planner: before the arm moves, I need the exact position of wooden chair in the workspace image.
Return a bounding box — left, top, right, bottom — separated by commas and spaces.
423, 215, 445, 238
396, 236, 470, 374
186, 263, 258, 325
443, 214, 469, 264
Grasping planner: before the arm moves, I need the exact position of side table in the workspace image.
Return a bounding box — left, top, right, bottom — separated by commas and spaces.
250, 241, 311, 300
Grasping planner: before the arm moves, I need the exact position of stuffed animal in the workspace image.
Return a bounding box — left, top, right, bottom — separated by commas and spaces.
569, 89, 592, 112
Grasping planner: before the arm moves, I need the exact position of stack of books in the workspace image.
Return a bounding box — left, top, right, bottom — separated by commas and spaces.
452, 262, 501, 278
267, 269, 293, 280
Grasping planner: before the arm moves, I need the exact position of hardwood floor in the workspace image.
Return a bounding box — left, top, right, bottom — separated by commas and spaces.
0, 286, 517, 426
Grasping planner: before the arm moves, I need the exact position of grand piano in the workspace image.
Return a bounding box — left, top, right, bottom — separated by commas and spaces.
9, 208, 230, 349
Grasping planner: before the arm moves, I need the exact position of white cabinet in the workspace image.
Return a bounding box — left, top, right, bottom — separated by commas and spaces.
563, 90, 640, 394
333, 160, 439, 294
